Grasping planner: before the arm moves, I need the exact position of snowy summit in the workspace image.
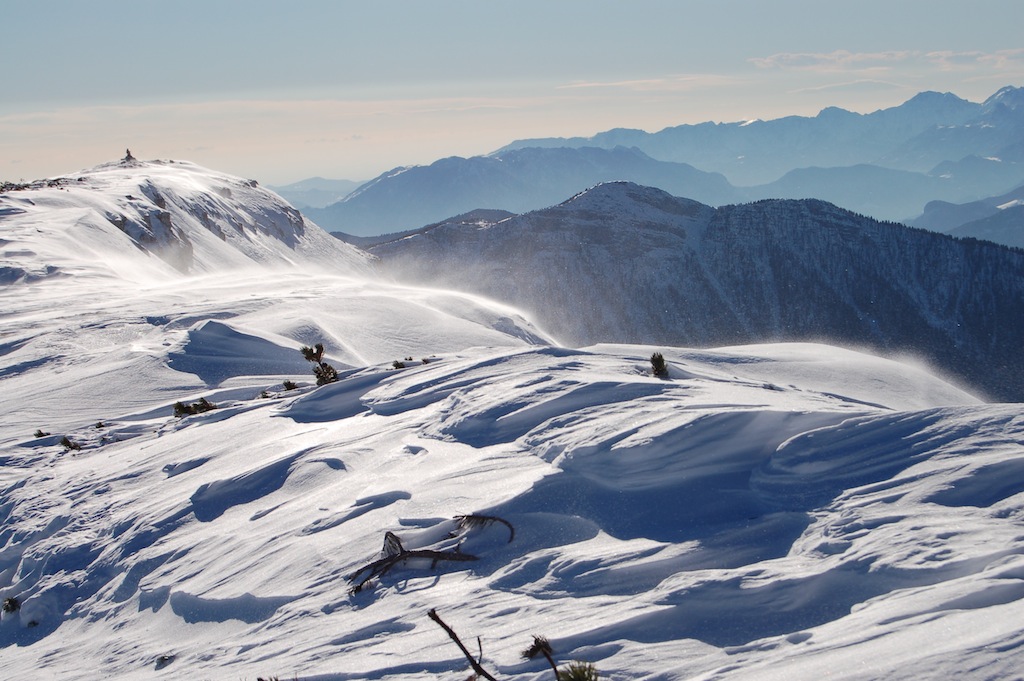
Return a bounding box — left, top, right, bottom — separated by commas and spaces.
1, 159, 1023, 680
0, 157, 374, 282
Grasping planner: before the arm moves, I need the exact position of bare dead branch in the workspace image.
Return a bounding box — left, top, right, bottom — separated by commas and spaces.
348, 547, 479, 594
428, 608, 499, 681
453, 514, 515, 543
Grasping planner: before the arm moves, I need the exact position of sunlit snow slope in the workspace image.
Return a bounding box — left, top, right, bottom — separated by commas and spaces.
2, 160, 1023, 681
0, 159, 551, 435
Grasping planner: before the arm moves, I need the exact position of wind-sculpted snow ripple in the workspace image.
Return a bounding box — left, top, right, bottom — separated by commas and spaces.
3, 333, 1020, 678
750, 406, 1017, 510
429, 380, 667, 447
527, 408, 846, 492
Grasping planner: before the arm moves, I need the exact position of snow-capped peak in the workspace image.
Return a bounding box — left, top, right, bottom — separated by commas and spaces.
556, 181, 712, 222
0, 157, 374, 283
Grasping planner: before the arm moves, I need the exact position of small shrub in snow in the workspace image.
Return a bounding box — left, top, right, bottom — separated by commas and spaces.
650, 351, 668, 378
300, 343, 339, 385
524, 636, 600, 680
523, 635, 559, 675
60, 436, 81, 451
3, 596, 19, 613
282, 380, 298, 391
429, 611, 600, 681
173, 397, 217, 418
392, 359, 406, 369
33, 429, 50, 438
314, 364, 339, 384
558, 661, 600, 680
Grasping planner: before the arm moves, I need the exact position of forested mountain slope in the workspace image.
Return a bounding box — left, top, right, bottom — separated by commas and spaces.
370, 182, 1024, 401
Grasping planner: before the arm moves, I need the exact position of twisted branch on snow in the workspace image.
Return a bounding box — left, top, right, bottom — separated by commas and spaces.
348, 513, 515, 594
347, 531, 479, 594
453, 514, 515, 543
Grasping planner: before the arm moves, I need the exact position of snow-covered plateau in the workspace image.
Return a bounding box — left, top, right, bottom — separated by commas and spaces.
2, 160, 1023, 680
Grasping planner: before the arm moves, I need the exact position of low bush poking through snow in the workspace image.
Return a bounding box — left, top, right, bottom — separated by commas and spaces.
650, 351, 668, 378
173, 397, 217, 418
429, 611, 601, 681
300, 343, 338, 385
558, 661, 601, 680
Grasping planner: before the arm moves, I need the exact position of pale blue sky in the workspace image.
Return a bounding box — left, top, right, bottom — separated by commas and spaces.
3, 0, 1023, 184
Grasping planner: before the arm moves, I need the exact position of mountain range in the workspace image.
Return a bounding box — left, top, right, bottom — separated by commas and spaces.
3, 158, 1024, 679
267, 177, 364, 209
499, 87, 1024, 181
911, 183, 1024, 248
4, 159, 1024, 679
307, 86, 1024, 235
366, 181, 1024, 402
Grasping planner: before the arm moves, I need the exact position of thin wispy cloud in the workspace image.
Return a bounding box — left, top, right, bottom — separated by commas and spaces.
750, 50, 915, 71
752, 49, 1024, 74
925, 48, 1024, 71
557, 74, 740, 93
789, 79, 905, 94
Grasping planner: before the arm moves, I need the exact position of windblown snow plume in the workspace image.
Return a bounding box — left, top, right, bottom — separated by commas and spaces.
2, 160, 1023, 681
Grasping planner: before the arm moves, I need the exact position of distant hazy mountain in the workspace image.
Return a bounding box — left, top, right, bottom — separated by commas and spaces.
911, 183, 1024, 248
310, 86, 1024, 233
747, 160, 1024, 221
369, 182, 1024, 401
497, 89, 987, 184
306, 146, 738, 235
332, 208, 518, 248
268, 176, 363, 209
948, 205, 1024, 249
880, 87, 1024, 172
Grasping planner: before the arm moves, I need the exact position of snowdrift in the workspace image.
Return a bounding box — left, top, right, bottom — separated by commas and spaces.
4, 333, 1024, 680
2, 158, 1023, 680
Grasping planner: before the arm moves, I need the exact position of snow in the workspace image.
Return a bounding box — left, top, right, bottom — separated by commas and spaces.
2, 160, 1023, 680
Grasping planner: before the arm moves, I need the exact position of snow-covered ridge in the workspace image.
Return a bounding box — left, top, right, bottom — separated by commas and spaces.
0, 158, 374, 282
5, 336, 1023, 680
3, 158, 1024, 679
0, 158, 556, 435
369, 181, 1024, 401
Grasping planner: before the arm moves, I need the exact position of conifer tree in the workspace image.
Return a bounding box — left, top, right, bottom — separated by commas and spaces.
300, 343, 339, 385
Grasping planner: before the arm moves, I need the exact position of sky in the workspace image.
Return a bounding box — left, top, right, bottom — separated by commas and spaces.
3, 0, 1024, 186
